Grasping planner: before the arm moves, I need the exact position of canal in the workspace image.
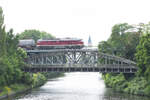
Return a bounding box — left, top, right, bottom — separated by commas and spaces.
9, 73, 150, 100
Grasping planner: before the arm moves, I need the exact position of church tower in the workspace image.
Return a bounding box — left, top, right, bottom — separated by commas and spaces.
88, 35, 92, 47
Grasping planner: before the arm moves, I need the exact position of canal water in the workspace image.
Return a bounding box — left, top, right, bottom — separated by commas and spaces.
11, 73, 150, 100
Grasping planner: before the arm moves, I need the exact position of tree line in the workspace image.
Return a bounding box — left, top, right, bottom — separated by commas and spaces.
0, 7, 51, 95
0, 7, 30, 86
99, 22, 150, 95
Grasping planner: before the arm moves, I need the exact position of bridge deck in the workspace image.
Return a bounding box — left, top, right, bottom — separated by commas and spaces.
24, 67, 137, 73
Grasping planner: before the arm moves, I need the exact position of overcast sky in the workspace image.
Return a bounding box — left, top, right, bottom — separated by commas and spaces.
0, 0, 150, 46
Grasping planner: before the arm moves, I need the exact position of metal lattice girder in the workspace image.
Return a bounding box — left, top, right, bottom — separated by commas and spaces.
98, 52, 136, 65
26, 49, 137, 70
28, 53, 66, 65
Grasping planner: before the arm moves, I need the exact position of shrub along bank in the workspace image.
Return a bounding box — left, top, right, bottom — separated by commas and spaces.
0, 71, 64, 99
0, 73, 46, 97
102, 73, 147, 95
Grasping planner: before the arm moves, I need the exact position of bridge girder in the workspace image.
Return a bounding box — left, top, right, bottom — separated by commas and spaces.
25, 49, 137, 73
27, 50, 98, 67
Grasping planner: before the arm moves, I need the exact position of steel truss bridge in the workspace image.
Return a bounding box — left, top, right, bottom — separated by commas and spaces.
25, 48, 138, 73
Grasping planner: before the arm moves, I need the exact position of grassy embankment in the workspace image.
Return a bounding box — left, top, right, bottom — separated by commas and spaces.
0, 72, 65, 98
0, 73, 46, 97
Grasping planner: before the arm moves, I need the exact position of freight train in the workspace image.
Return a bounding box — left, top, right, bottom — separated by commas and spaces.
18, 38, 84, 50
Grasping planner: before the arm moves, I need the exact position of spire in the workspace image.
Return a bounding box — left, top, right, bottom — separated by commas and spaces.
88, 35, 92, 47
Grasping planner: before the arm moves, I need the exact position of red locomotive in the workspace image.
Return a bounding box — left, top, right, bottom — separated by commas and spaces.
36, 38, 84, 49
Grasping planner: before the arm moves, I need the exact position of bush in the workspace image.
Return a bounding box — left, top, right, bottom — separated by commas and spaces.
32, 73, 47, 88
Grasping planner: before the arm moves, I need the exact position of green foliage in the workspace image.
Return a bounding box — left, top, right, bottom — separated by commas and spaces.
99, 23, 140, 61
4, 86, 11, 95
0, 7, 4, 26
100, 22, 150, 96
98, 41, 112, 54
21, 72, 33, 85
0, 84, 30, 96
9, 84, 29, 92
135, 23, 150, 95
102, 73, 127, 91
103, 73, 147, 95
0, 7, 31, 87
0, 7, 56, 97
0, 26, 6, 56
32, 73, 46, 88
123, 77, 147, 95
18, 29, 55, 42
144, 85, 150, 95
136, 32, 150, 78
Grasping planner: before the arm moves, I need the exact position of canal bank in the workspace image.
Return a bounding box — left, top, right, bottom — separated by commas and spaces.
8, 72, 150, 100
0, 84, 31, 100
102, 73, 148, 96
0, 72, 46, 100
0, 72, 64, 100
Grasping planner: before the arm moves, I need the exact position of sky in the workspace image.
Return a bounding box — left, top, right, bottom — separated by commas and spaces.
0, 0, 150, 46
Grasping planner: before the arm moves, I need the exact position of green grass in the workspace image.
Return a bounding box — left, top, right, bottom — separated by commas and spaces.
10, 84, 30, 92
0, 88, 7, 96
0, 84, 30, 97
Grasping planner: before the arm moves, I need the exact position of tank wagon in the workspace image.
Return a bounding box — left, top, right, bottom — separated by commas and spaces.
18, 39, 35, 50
37, 38, 84, 49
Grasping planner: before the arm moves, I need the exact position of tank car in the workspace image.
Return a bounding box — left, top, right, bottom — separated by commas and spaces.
18, 39, 36, 50
37, 38, 84, 49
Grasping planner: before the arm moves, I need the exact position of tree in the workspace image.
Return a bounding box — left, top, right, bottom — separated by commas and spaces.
0, 7, 6, 56
0, 7, 28, 86
99, 23, 140, 61
0, 7, 4, 26
136, 33, 150, 77
98, 41, 112, 54
135, 25, 150, 95
18, 29, 55, 42
0, 7, 48, 88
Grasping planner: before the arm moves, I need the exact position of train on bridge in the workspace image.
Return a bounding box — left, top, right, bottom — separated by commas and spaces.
18, 38, 84, 50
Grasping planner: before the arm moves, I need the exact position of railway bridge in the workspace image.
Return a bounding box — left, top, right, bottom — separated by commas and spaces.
25, 48, 138, 73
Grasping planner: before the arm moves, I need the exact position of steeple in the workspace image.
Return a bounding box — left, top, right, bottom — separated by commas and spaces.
88, 35, 92, 47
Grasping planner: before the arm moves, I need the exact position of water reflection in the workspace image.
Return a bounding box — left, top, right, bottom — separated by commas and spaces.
13, 72, 149, 100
